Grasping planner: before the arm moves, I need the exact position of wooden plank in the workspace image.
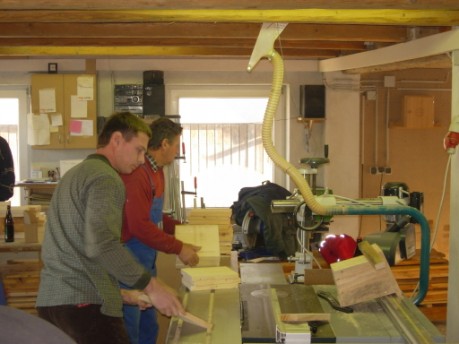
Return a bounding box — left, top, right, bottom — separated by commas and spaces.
180, 311, 213, 330
358, 240, 386, 270
331, 243, 401, 307
139, 294, 212, 330
175, 224, 220, 268
280, 313, 330, 323
186, 208, 233, 256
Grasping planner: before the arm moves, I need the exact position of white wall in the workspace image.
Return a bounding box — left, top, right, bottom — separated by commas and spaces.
447, 51, 459, 342
323, 72, 361, 238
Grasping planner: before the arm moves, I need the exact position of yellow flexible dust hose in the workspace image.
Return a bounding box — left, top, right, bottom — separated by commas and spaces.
262, 50, 328, 216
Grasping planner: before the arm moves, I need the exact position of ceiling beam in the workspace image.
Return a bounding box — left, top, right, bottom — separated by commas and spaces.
0, 23, 410, 43
320, 29, 459, 72
0, 38, 366, 51
0, 45, 339, 58
0, 9, 458, 26
345, 54, 451, 74
1, 0, 459, 10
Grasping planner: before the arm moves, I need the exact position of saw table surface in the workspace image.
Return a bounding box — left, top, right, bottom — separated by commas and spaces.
165, 262, 445, 344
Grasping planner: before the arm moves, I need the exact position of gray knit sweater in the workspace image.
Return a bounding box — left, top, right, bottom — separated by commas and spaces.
36, 154, 151, 317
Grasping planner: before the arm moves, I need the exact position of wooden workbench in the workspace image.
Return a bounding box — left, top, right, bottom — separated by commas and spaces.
15, 182, 57, 206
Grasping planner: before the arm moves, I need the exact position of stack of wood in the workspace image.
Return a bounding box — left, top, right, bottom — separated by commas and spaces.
1, 259, 42, 315
181, 266, 240, 291
186, 208, 233, 256
175, 224, 220, 268
390, 249, 448, 324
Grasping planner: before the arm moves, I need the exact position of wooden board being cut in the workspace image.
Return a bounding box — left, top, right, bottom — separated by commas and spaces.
175, 224, 220, 268
331, 243, 402, 307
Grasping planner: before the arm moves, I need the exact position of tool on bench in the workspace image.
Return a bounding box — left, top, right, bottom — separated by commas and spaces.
317, 290, 353, 313
139, 294, 212, 330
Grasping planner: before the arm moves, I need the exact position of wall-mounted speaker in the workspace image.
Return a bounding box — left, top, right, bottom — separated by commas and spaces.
300, 85, 325, 119
143, 70, 164, 85
143, 70, 165, 117
143, 84, 165, 117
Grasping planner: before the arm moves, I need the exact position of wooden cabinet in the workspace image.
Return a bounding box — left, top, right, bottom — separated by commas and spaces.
31, 74, 97, 149
403, 95, 435, 129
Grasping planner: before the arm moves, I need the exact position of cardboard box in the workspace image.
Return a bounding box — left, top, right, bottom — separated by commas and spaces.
23, 209, 46, 243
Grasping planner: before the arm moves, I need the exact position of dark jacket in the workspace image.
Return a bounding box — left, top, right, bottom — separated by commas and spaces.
0, 136, 15, 201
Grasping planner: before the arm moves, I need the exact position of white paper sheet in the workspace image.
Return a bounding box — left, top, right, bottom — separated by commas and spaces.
38, 88, 56, 113
27, 113, 51, 145
70, 95, 88, 118
77, 76, 94, 101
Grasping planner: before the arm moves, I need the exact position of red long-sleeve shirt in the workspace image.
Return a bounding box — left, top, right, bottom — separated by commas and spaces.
121, 163, 183, 254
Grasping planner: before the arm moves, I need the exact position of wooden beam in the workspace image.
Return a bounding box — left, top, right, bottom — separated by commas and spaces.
0, 38, 366, 51
0, 45, 338, 58
1, 0, 459, 10
0, 9, 458, 26
320, 29, 459, 72
0, 23, 409, 43
345, 54, 451, 74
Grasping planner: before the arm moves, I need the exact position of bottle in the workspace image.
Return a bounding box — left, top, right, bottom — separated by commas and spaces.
4, 204, 14, 242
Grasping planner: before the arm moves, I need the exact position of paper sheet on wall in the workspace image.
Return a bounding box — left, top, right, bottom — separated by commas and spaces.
71, 95, 88, 118
27, 113, 51, 145
77, 76, 94, 101
38, 88, 56, 113
51, 113, 63, 126
70, 119, 93, 136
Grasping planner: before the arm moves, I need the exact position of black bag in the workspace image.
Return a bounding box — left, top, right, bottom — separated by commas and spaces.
230, 181, 297, 258
230, 181, 291, 226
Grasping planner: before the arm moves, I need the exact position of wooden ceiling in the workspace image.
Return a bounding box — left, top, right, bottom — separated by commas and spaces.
0, 0, 458, 70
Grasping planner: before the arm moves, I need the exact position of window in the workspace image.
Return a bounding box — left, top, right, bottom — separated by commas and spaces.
168, 85, 288, 209
180, 97, 272, 207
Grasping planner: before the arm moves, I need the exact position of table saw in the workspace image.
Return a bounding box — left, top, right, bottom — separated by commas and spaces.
165, 263, 445, 344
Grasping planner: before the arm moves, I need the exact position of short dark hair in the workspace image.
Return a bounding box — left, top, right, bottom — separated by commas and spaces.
98, 112, 152, 148
148, 117, 183, 150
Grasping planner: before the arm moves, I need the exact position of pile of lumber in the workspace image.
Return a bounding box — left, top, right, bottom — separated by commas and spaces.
186, 208, 233, 256
181, 266, 240, 291
1, 260, 42, 315
390, 249, 448, 324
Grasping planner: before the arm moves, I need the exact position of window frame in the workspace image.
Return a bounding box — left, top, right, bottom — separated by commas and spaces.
167, 84, 289, 189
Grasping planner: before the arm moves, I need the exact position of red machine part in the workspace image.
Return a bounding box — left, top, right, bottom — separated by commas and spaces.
319, 234, 357, 265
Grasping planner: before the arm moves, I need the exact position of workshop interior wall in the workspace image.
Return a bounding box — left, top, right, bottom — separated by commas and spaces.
360, 69, 452, 258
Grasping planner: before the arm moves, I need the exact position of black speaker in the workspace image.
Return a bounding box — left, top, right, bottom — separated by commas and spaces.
300, 85, 325, 119
143, 84, 165, 117
143, 70, 164, 85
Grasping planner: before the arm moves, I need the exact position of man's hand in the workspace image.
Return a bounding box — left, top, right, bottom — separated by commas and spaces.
120, 289, 152, 310
178, 243, 201, 267
143, 278, 185, 317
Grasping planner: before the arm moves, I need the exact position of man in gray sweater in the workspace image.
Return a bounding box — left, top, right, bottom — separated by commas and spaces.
36, 112, 184, 344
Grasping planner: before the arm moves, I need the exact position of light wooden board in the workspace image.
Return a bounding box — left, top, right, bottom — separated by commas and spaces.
175, 224, 220, 268
186, 208, 233, 256
331, 243, 402, 307
181, 266, 240, 291
280, 313, 331, 323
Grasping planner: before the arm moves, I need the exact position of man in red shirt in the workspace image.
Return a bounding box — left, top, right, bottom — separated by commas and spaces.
121, 117, 200, 344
